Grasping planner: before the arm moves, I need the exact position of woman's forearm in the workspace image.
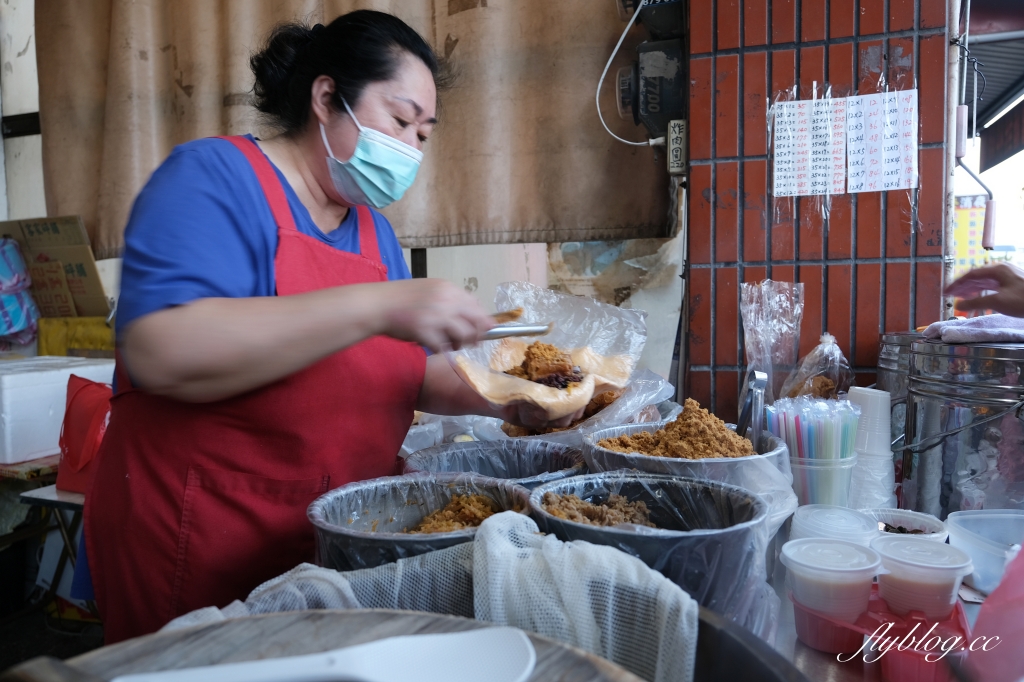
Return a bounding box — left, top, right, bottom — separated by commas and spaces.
416, 354, 502, 417
123, 278, 496, 403
122, 284, 387, 402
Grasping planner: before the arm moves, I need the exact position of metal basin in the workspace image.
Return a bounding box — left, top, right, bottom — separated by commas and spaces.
308, 473, 530, 571
403, 439, 585, 489
528, 472, 770, 623
583, 425, 795, 536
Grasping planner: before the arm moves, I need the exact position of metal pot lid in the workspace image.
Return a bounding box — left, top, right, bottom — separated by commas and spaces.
910, 339, 1024, 361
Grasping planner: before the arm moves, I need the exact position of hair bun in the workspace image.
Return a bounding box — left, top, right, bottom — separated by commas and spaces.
250, 23, 316, 127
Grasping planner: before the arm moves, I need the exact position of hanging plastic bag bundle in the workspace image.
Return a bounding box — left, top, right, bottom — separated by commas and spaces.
780, 333, 854, 399
740, 280, 804, 405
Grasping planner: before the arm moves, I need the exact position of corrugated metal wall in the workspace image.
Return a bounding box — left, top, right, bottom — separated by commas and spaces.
686, 0, 949, 421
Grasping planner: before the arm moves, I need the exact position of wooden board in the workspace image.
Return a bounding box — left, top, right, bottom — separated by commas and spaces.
68, 610, 644, 682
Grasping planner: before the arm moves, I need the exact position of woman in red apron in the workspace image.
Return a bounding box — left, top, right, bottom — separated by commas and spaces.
85, 11, 578, 643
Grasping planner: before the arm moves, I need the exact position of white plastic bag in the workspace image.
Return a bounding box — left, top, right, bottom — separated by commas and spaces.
449, 282, 647, 420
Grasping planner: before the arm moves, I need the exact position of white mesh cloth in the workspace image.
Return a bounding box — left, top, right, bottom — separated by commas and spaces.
163, 512, 698, 682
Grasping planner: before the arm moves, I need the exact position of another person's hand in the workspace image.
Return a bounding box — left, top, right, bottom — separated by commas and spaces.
376, 278, 494, 352
500, 402, 586, 430
946, 263, 1024, 319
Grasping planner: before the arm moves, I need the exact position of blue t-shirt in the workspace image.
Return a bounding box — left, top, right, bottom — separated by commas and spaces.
116, 134, 411, 336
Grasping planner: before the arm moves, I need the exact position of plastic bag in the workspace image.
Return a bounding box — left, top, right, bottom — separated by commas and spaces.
403, 439, 585, 489
0, 239, 40, 344
582, 426, 797, 538
503, 369, 676, 445
398, 422, 444, 458
740, 280, 804, 405
528, 471, 777, 640
780, 333, 854, 399
414, 412, 507, 443
308, 473, 530, 571
449, 282, 647, 420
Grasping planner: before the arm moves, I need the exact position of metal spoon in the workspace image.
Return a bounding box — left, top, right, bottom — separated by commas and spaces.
481, 323, 554, 341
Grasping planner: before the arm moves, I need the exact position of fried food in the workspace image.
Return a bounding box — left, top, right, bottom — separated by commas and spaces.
598, 398, 755, 459
786, 375, 837, 399
505, 342, 583, 389
406, 494, 496, 533
542, 492, 654, 528
501, 389, 625, 437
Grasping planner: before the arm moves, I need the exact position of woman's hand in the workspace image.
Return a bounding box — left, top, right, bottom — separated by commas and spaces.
946, 263, 1024, 318
417, 355, 585, 429
374, 279, 494, 352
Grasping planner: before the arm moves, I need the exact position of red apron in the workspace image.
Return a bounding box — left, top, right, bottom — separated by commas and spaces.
84, 136, 426, 644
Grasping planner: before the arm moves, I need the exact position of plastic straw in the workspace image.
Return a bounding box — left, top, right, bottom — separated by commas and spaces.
767, 397, 861, 460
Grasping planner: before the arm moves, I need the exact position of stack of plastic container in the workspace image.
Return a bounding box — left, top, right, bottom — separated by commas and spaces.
782, 535, 974, 682
846, 386, 898, 509
767, 397, 859, 506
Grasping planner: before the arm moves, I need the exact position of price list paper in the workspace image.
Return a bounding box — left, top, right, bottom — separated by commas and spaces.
772, 100, 803, 197
846, 89, 918, 192
773, 98, 847, 197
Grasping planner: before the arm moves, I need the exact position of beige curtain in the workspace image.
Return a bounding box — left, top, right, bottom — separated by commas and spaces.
36, 0, 669, 259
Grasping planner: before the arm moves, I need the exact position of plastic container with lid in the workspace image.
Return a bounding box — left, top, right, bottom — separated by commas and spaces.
789, 504, 881, 546
781, 538, 882, 622
871, 535, 973, 620
790, 583, 971, 681
860, 508, 947, 542
945, 509, 1024, 594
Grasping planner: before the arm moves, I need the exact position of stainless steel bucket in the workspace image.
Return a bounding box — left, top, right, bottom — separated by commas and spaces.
900, 340, 1024, 519
879, 331, 922, 503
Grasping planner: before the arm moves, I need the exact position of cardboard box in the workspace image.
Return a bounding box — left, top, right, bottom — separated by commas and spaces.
26, 262, 77, 317
0, 216, 111, 317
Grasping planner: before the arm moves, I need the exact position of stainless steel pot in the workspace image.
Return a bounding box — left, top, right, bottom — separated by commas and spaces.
901, 340, 1024, 518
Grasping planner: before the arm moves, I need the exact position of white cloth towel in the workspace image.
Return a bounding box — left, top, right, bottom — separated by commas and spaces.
923, 314, 1024, 344
161, 512, 700, 682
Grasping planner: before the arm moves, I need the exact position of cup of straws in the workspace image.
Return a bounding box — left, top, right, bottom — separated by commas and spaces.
767, 397, 860, 506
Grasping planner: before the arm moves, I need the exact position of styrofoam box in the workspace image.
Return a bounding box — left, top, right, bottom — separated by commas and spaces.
0, 357, 115, 464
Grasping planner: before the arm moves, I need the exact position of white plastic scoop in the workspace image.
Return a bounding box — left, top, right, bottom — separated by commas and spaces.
110, 627, 536, 682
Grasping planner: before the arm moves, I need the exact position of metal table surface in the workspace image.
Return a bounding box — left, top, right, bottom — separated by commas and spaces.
19, 483, 85, 511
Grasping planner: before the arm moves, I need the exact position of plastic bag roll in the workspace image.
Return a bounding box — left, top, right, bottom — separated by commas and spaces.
308, 473, 531, 571
582, 424, 797, 537
403, 439, 585, 489
528, 472, 772, 634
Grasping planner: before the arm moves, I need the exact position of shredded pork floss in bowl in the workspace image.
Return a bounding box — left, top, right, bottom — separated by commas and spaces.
450, 282, 647, 421
598, 398, 755, 459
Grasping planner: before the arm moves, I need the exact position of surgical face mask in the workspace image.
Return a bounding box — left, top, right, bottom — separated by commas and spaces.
320, 99, 423, 209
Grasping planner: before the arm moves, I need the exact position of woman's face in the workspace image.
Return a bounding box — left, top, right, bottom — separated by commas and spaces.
320, 51, 437, 163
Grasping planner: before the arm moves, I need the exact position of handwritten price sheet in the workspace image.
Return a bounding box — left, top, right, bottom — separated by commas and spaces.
773, 100, 803, 196
846, 89, 918, 193
773, 98, 847, 197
